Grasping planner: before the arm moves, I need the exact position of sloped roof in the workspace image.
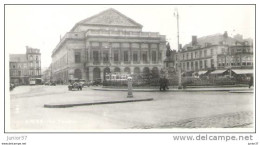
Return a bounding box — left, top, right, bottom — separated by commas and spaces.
71, 8, 143, 31
183, 33, 245, 49
9, 54, 27, 62
210, 69, 227, 74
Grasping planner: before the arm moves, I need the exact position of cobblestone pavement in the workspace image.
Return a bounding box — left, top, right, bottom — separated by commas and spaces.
134, 111, 253, 129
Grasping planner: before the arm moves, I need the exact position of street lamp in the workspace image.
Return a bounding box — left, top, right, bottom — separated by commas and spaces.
174, 9, 182, 89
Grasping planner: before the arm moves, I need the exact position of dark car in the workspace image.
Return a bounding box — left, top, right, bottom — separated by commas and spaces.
68, 82, 82, 91
44, 82, 50, 85
50, 82, 56, 86
10, 83, 15, 91
92, 79, 102, 86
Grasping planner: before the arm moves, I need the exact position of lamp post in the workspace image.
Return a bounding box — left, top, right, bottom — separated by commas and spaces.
174, 9, 182, 89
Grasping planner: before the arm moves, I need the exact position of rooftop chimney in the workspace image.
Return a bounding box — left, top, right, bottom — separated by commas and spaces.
192, 36, 197, 46
223, 31, 228, 38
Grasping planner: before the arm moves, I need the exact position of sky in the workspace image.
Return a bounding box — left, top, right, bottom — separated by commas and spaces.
5, 5, 255, 68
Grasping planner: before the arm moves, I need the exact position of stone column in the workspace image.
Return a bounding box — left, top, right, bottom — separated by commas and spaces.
100, 68, 104, 82
130, 43, 132, 65
89, 67, 93, 81
119, 43, 122, 65
148, 43, 151, 64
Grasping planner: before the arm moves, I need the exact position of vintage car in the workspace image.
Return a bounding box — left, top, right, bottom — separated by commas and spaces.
68, 82, 82, 91
92, 78, 102, 86
10, 83, 15, 91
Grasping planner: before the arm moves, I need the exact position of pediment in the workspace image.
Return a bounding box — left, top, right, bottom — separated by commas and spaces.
79, 8, 142, 28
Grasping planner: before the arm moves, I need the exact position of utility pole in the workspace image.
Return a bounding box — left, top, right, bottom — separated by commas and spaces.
175, 9, 182, 89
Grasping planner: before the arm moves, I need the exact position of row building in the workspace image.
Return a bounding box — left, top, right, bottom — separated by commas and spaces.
178, 32, 253, 75
51, 8, 166, 83
9, 46, 41, 85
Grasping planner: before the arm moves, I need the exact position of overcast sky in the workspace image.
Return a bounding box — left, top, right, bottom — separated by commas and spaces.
5, 5, 255, 68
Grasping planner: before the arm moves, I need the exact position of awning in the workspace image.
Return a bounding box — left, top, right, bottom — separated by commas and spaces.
232, 69, 253, 74
210, 69, 227, 75
197, 71, 208, 75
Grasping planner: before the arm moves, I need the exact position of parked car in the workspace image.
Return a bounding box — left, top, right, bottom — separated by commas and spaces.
50, 82, 56, 86
10, 83, 15, 91
68, 82, 82, 91
84, 80, 93, 87
79, 79, 86, 87
44, 82, 50, 85
92, 78, 102, 86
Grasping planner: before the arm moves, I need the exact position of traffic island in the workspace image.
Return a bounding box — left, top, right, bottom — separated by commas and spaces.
44, 98, 153, 108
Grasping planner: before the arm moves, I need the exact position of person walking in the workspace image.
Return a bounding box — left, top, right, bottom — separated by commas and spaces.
249, 76, 253, 88
159, 77, 164, 91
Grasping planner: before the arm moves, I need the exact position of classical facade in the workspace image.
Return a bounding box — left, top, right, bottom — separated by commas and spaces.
179, 32, 253, 74
51, 8, 166, 83
9, 46, 41, 85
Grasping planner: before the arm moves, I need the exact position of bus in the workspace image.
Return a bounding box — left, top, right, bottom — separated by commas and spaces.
105, 72, 131, 82
29, 78, 42, 85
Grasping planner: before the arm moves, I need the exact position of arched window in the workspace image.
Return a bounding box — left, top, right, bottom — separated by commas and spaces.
114, 67, 120, 73
124, 67, 131, 74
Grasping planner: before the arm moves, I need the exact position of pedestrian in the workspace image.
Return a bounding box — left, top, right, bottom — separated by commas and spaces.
159, 77, 164, 91
249, 76, 253, 88
165, 77, 169, 90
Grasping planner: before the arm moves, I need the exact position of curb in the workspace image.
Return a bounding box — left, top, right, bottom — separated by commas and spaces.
44, 98, 153, 108
229, 91, 254, 93
92, 88, 249, 92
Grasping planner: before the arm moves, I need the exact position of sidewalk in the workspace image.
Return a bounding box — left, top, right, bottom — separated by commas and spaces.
92, 86, 254, 93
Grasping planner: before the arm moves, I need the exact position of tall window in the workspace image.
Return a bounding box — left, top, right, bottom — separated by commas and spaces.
204, 60, 207, 68
124, 51, 128, 62
152, 51, 156, 62
191, 52, 193, 59
191, 62, 194, 70
186, 53, 189, 60
204, 50, 207, 57
211, 59, 214, 68
200, 60, 203, 69
142, 52, 148, 63
211, 49, 214, 56
133, 52, 138, 62
195, 52, 198, 58
187, 62, 189, 70
75, 51, 81, 63
114, 51, 119, 62
195, 61, 198, 70
158, 52, 162, 61
103, 51, 109, 62
199, 51, 202, 58
93, 51, 99, 62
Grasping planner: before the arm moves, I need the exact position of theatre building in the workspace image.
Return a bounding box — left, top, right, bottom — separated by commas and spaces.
51, 8, 166, 83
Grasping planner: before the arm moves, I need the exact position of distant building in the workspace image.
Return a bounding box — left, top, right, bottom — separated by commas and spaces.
42, 65, 52, 83
51, 8, 166, 83
179, 31, 253, 75
9, 46, 41, 85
